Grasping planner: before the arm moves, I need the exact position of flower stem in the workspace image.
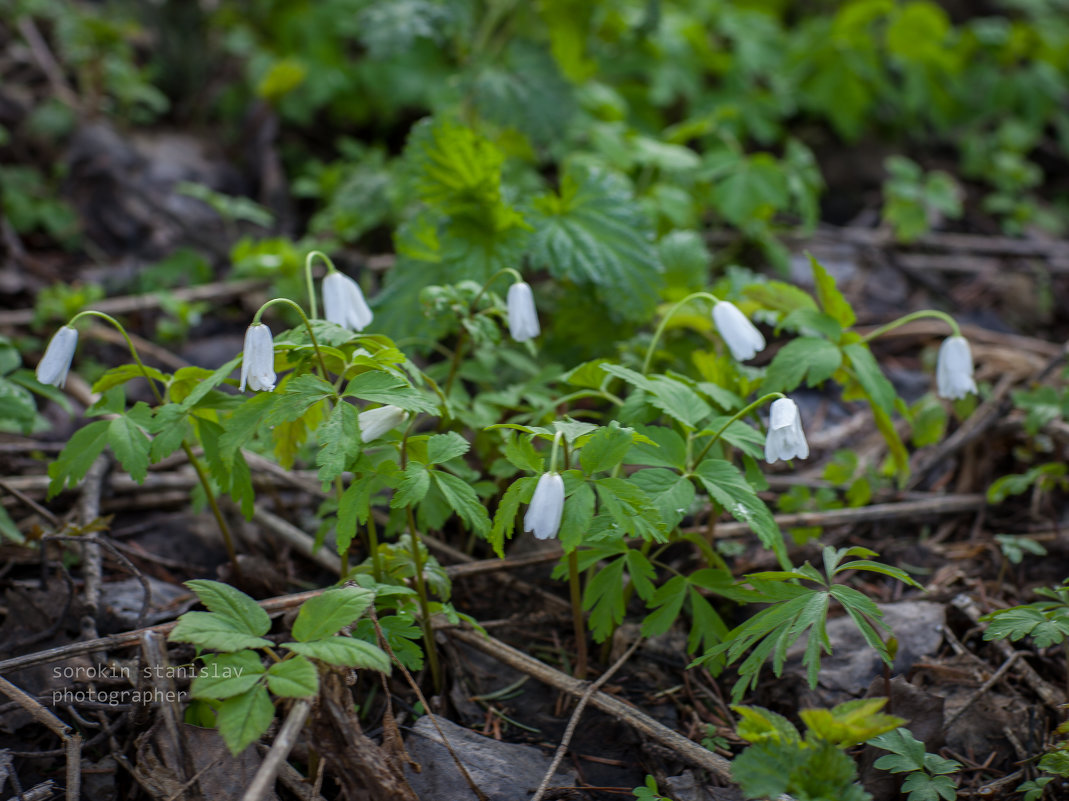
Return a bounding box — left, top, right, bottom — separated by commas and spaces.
861, 309, 961, 342
367, 511, 383, 582
641, 291, 721, 375
69, 310, 241, 583
252, 297, 330, 380
691, 392, 785, 468
568, 549, 588, 678
406, 507, 442, 692
304, 250, 339, 319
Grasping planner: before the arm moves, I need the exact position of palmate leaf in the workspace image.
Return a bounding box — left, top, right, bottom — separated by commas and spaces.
528, 166, 664, 322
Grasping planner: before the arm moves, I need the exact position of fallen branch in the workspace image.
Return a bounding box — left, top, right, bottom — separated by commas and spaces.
242, 699, 312, 801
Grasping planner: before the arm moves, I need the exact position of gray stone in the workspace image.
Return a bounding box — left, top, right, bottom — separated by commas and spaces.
405, 715, 575, 801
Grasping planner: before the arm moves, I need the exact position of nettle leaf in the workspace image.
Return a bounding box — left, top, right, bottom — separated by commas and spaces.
762, 338, 843, 394
184, 579, 272, 636
433, 470, 491, 537
580, 423, 635, 474
528, 166, 664, 322
284, 636, 391, 672
266, 656, 319, 698
107, 415, 150, 484
489, 475, 538, 557
316, 402, 362, 485
694, 459, 786, 566
216, 685, 274, 755
582, 555, 627, 642
631, 468, 694, 530
47, 420, 111, 497
809, 255, 857, 328
292, 586, 375, 642
191, 651, 265, 700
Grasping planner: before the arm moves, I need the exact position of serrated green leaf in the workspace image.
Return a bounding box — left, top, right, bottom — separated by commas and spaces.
284, 636, 391, 672
626, 425, 686, 470
582, 555, 627, 642
489, 476, 537, 557
529, 166, 663, 322
433, 470, 491, 537
92, 363, 170, 395
216, 684, 274, 755
694, 459, 786, 566
106, 415, 150, 483
219, 392, 278, 461
267, 373, 336, 424
504, 435, 543, 474
844, 343, 896, 416
184, 579, 272, 635
191, 651, 265, 700
168, 612, 273, 652
47, 420, 110, 497
641, 574, 687, 637
809, 254, 857, 328
344, 370, 439, 414
579, 423, 634, 474
762, 338, 842, 394
558, 480, 595, 553
711, 153, 789, 225
292, 586, 375, 642
427, 432, 469, 464
316, 402, 362, 485
601, 364, 710, 428
630, 468, 694, 530
392, 463, 430, 508
266, 655, 319, 698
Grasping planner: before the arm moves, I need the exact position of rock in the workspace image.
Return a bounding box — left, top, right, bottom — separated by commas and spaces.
404, 715, 575, 801
664, 770, 743, 801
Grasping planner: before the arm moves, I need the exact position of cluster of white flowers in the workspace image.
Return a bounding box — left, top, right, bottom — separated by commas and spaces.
34, 261, 981, 546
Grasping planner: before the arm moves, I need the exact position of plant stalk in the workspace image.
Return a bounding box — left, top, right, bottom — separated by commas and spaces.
407, 507, 442, 692
568, 549, 588, 679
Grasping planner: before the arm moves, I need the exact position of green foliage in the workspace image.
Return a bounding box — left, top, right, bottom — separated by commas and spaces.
632, 775, 671, 801
981, 579, 1069, 648
731, 699, 904, 801
169, 581, 389, 754
869, 727, 961, 801
882, 156, 962, 242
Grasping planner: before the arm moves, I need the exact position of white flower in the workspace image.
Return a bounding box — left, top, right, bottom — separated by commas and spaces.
936, 336, 977, 400
358, 404, 408, 442
239, 323, 276, 392
765, 397, 809, 463
506, 281, 540, 342
524, 472, 565, 540
712, 301, 766, 361
36, 326, 78, 388
323, 271, 373, 332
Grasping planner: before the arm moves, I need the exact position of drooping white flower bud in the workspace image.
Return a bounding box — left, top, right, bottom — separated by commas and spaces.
765, 397, 809, 463
36, 326, 79, 388
358, 404, 408, 442
524, 472, 565, 540
239, 323, 276, 392
323, 271, 373, 332
506, 281, 540, 342
712, 301, 766, 361
936, 336, 977, 400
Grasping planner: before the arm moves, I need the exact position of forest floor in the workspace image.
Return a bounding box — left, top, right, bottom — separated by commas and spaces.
3, 123, 1069, 801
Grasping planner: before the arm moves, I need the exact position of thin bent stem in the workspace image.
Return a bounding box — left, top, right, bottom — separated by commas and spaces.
367, 512, 383, 582
568, 549, 588, 679
305, 250, 339, 319
692, 392, 785, 468
69, 310, 241, 582
641, 291, 721, 375
862, 309, 961, 343
406, 507, 442, 692
252, 297, 330, 380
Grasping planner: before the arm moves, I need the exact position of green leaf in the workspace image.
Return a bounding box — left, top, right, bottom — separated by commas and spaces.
392, 462, 431, 508
489, 476, 537, 557
582, 556, 627, 642
869, 727, 930, 774
267, 373, 336, 424
733, 705, 801, 745
558, 480, 595, 553
601, 365, 710, 428
800, 698, 904, 746
844, 343, 896, 415
219, 393, 278, 460
92, 363, 169, 394
432, 470, 491, 537
343, 370, 438, 414
191, 651, 265, 700
711, 153, 789, 225
528, 166, 664, 322
809, 254, 857, 328
168, 612, 273, 652
216, 685, 274, 755
266, 656, 319, 698
184, 579, 272, 636
108, 415, 150, 483
579, 423, 634, 474
694, 459, 786, 566
504, 435, 543, 474
427, 432, 469, 465
284, 636, 391, 672
630, 468, 694, 530
729, 741, 796, 799
47, 420, 111, 497
595, 477, 665, 541
641, 574, 687, 637
292, 586, 375, 642
626, 425, 686, 470
762, 338, 843, 394
316, 402, 362, 485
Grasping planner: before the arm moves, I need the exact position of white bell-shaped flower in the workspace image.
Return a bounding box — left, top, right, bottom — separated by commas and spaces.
239, 323, 276, 392
358, 404, 408, 442
936, 336, 977, 400
712, 301, 766, 361
524, 472, 565, 540
506, 281, 540, 342
36, 326, 79, 388
765, 397, 809, 463
323, 271, 373, 332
